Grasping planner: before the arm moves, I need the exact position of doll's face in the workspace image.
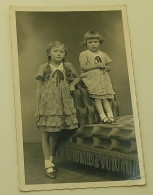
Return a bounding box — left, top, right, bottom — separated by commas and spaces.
86, 38, 100, 52
50, 45, 65, 63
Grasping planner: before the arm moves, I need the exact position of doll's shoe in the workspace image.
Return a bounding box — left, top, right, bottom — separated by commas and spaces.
45, 166, 56, 178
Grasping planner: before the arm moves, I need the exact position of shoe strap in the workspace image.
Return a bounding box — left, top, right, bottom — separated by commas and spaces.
45, 161, 55, 168
103, 117, 108, 123
109, 117, 114, 121
46, 166, 54, 173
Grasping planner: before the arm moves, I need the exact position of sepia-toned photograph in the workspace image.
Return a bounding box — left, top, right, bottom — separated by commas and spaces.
10, 5, 145, 191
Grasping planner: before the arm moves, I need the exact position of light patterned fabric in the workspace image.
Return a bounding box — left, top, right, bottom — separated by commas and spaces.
35, 62, 78, 132
79, 50, 115, 99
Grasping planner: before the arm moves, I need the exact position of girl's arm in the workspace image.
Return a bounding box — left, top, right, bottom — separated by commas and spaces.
103, 53, 112, 72
35, 80, 43, 121
79, 52, 103, 72
80, 62, 103, 72
69, 70, 81, 91
69, 77, 80, 91
66, 62, 81, 91
105, 62, 111, 72
70, 77, 80, 86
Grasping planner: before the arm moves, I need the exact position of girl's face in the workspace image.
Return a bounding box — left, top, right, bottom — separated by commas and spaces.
50, 45, 65, 63
86, 39, 100, 52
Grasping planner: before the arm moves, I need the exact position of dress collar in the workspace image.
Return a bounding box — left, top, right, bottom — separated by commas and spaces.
88, 49, 100, 56
50, 63, 64, 73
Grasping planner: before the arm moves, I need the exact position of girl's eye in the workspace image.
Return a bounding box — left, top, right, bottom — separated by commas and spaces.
60, 50, 65, 53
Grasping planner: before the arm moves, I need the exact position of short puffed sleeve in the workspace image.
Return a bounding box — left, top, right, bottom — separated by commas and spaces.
69, 63, 79, 78
64, 62, 79, 80
79, 51, 88, 65
34, 64, 47, 80
103, 53, 112, 64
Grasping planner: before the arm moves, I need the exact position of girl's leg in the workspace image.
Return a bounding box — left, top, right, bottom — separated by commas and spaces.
94, 98, 108, 122
49, 132, 59, 171
42, 131, 50, 160
49, 132, 59, 157
42, 131, 55, 178
102, 99, 115, 122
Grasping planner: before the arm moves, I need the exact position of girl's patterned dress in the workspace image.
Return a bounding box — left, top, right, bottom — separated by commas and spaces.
79, 50, 115, 99
35, 62, 78, 132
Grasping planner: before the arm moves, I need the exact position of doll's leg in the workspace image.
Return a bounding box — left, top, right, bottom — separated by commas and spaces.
94, 98, 108, 123
102, 99, 115, 122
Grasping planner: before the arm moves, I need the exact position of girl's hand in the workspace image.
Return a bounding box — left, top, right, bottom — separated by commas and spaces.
96, 63, 105, 69
34, 110, 40, 123
105, 64, 111, 72
69, 84, 75, 92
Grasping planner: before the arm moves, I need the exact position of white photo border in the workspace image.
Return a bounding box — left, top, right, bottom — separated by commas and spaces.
9, 5, 146, 191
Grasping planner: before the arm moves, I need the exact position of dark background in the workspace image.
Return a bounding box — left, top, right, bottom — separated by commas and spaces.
16, 11, 132, 143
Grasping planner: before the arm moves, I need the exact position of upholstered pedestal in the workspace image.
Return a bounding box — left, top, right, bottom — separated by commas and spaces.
59, 115, 140, 179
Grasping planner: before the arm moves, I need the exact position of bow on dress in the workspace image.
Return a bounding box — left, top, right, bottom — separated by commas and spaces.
52, 69, 64, 87
95, 56, 106, 74
95, 56, 102, 63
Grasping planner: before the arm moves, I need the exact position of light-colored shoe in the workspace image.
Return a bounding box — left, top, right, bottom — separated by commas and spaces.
107, 117, 116, 124
45, 166, 56, 178
99, 117, 109, 124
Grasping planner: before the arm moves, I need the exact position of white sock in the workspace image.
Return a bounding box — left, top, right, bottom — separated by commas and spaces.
100, 113, 108, 122
107, 112, 114, 121
45, 160, 55, 172
50, 156, 53, 162
50, 156, 55, 167
45, 160, 52, 168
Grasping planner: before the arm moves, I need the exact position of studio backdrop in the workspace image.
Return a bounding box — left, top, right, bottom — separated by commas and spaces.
16, 11, 132, 143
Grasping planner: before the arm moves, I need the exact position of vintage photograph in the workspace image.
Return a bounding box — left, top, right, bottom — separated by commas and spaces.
10, 5, 145, 191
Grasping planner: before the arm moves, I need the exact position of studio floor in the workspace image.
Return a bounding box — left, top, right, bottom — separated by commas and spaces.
23, 143, 129, 185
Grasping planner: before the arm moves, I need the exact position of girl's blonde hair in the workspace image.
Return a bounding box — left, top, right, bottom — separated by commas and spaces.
46, 41, 67, 63
83, 31, 104, 45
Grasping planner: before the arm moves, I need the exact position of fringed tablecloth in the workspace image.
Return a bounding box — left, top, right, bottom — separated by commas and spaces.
59, 115, 140, 179
57, 82, 139, 179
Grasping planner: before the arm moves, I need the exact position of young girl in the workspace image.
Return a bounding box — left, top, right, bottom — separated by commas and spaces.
79, 31, 115, 124
35, 41, 80, 178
